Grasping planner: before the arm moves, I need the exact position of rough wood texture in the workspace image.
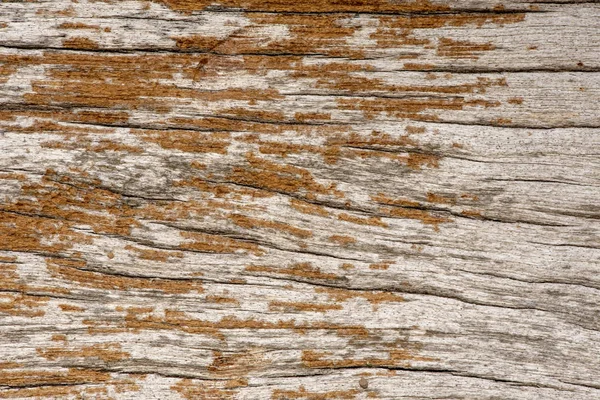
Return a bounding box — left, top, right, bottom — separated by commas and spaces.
1, 1, 599, 399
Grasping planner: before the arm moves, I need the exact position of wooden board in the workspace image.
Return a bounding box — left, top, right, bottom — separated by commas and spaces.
0, 1, 599, 399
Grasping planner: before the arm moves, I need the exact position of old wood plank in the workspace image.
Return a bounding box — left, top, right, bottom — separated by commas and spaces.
0, 0, 599, 399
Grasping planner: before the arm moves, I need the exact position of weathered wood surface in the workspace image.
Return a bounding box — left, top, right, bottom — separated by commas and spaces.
0, 0, 599, 399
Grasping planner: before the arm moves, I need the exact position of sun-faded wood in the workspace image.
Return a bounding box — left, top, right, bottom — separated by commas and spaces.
0, 0, 599, 399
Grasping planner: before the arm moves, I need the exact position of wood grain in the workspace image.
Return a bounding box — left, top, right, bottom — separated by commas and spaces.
0, 0, 599, 399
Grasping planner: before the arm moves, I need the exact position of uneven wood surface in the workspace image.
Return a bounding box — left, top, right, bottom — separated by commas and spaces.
0, 1, 599, 399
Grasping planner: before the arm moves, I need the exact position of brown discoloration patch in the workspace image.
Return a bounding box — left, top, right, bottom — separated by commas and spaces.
338, 212, 388, 228
47, 258, 204, 294
290, 199, 330, 217
508, 97, 524, 105
230, 214, 313, 239
58, 303, 85, 312
461, 209, 484, 219
272, 385, 360, 400
133, 129, 231, 154
490, 117, 512, 125
269, 301, 343, 313
405, 126, 426, 134
155, 0, 451, 13
173, 35, 222, 51
328, 235, 356, 246
0, 368, 111, 387
37, 343, 131, 363
51, 334, 68, 342
229, 153, 343, 199
87, 308, 371, 340
179, 230, 264, 256
0, 292, 48, 318
461, 193, 480, 202
208, 348, 266, 377
206, 295, 240, 306
62, 37, 100, 50
437, 38, 495, 59
316, 287, 404, 306
369, 262, 390, 270
125, 245, 184, 262
302, 347, 434, 369
171, 379, 238, 400
338, 93, 501, 124
0, 367, 143, 398
295, 112, 331, 122
427, 192, 456, 205
371, 193, 452, 229
245, 263, 342, 281
58, 22, 102, 31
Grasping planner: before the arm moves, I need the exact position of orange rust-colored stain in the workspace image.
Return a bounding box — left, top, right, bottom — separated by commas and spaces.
337, 93, 501, 125
125, 245, 184, 262
46, 258, 204, 294
208, 348, 266, 377
316, 287, 404, 305
290, 199, 330, 217
0, 368, 111, 388
405, 125, 426, 134
0, 366, 143, 398
338, 212, 388, 228
328, 235, 356, 246
133, 129, 231, 154
268, 301, 342, 313
245, 263, 342, 281
41, 138, 144, 154
427, 192, 456, 205
404, 63, 437, 71
371, 193, 452, 230
171, 379, 238, 400
229, 153, 343, 199
173, 35, 223, 51
508, 97, 524, 105
437, 38, 495, 59
51, 334, 68, 342
87, 308, 372, 340
62, 37, 100, 50
370, 193, 421, 208
490, 117, 513, 125
58, 22, 102, 31
37, 343, 131, 363
461, 193, 480, 202
0, 292, 48, 318
155, 0, 452, 13
272, 385, 360, 400
205, 295, 240, 306
2, 51, 237, 112
301, 347, 434, 369
179, 230, 264, 256
294, 112, 331, 122
230, 213, 313, 239
58, 304, 85, 312
461, 209, 484, 219
369, 263, 390, 270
